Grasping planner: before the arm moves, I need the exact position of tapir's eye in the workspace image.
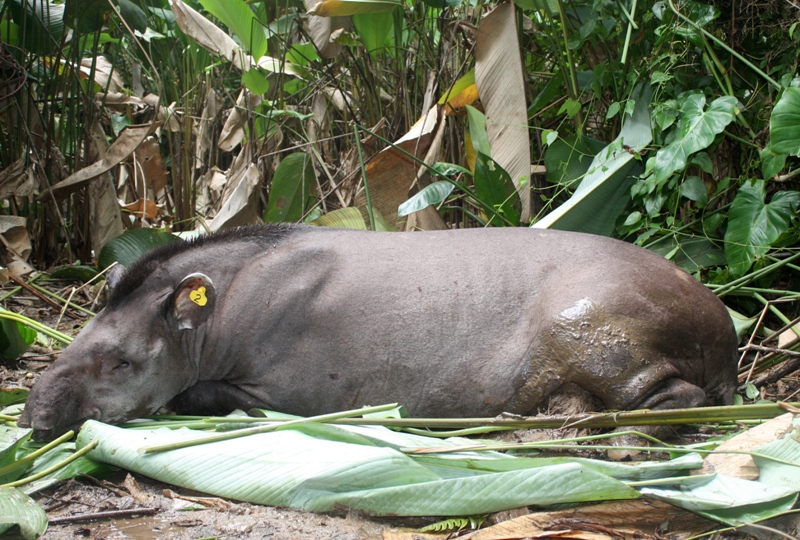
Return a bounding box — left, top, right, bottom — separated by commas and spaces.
115, 360, 130, 370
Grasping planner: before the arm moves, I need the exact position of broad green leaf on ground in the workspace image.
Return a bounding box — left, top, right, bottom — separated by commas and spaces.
0, 487, 47, 540
640, 474, 797, 526
0, 426, 32, 483
723, 179, 800, 276
752, 415, 800, 488
264, 153, 314, 223
97, 228, 180, 269
199, 0, 267, 59
474, 2, 531, 222
543, 135, 607, 189
534, 83, 652, 235
769, 87, 800, 156
474, 153, 521, 226
77, 418, 800, 523
653, 95, 738, 185
21, 443, 110, 495
398, 181, 455, 217
78, 420, 639, 516
307, 0, 401, 17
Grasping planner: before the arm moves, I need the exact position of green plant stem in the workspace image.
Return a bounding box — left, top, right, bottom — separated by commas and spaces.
137, 403, 794, 434
353, 125, 376, 231
714, 252, 800, 297
620, 0, 638, 64
2, 440, 98, 488
0, 430, 75, 480
0, 308, 73, 344
667, 0, 780, 90
139, 403, 400, 454
554, 0, 583, 132
0, 274, 43, 303
28, 282, 95, 317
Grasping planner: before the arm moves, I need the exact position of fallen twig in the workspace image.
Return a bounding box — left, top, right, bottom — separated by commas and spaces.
47, 507, 157, 525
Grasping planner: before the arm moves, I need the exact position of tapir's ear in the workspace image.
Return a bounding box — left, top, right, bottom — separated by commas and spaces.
171, 273, 215, 330
105, 264, 125, 292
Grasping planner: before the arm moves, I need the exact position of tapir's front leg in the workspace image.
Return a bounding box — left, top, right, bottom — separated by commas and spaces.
169, 381, 270, 416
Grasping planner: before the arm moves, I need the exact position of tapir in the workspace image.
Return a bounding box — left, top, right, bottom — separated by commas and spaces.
19, 224, 738, 441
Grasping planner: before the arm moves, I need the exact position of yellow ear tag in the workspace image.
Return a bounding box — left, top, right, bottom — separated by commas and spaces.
189, 286, 207, 307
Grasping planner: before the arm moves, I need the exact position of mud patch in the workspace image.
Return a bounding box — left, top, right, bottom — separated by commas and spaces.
32, 472, 427, 540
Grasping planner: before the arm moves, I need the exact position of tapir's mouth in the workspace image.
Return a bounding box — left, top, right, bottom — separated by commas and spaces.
26, 410, 101, 442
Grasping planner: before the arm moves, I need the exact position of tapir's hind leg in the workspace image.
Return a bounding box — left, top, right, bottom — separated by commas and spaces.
606, 377, 708, 460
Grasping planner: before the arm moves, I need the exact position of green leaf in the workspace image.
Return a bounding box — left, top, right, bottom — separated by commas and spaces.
47, 265, 100, 282
0, 319, 35, 362
199, 0, 267, 58
7, 0, 65, 56
723, 180, 800, 276
97, 229, 180, 270
64, 0, 107, 32
353, 11, 394, 55
648, 236, 725, 273
398, 181, 455, 217
307, 206, 394, 233
264, 153, 314, 223
474, 153, 520, 226
466, 105, 491, 157
0, 487, 47, 540
544, 135, 607, 188
769, 87, 800, 156
118, 0, 148, 32
78, 420, 640, 516
753, 416, 800, 488
680, 176, 708, 206
761, 143, 787, 180
534, 83, 653, 235
654, 95, 739, 185
241, 69, 270, 95
309, 208, 367, 229
640, 474, 797, 526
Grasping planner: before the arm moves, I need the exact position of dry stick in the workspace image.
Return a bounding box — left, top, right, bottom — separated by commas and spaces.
48, 508, 158, 525
7, 274, 80, 320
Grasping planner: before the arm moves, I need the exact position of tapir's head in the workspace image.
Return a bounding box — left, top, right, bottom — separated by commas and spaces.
19, 268, 217, 441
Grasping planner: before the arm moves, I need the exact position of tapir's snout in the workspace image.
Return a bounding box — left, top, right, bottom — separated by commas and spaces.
18, 370, 91, 441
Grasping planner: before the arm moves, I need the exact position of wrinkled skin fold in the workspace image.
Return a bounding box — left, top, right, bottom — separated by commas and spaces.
19, 225, 738, 441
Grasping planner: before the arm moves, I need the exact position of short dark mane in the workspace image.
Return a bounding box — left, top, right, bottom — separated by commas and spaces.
106, 223, 302, 307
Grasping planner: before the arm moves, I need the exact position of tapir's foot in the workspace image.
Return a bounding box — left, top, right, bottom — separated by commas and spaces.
607, 377, 707, 460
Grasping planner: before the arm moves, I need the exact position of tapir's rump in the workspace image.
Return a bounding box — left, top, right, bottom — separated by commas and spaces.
20, 224, 738, 440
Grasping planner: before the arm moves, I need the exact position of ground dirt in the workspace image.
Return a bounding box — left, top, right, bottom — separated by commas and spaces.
2, 280, 800, 540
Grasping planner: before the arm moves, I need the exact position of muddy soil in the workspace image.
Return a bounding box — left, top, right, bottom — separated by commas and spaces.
32, 473, 421, 540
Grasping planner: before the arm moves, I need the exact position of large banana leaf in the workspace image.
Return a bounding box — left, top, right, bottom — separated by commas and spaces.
533, 83, 652, 234
76, 417, 800, 521
77, 420, 639, 516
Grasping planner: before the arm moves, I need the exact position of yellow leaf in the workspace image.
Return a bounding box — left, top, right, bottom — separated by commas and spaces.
308, 0, 400, 17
